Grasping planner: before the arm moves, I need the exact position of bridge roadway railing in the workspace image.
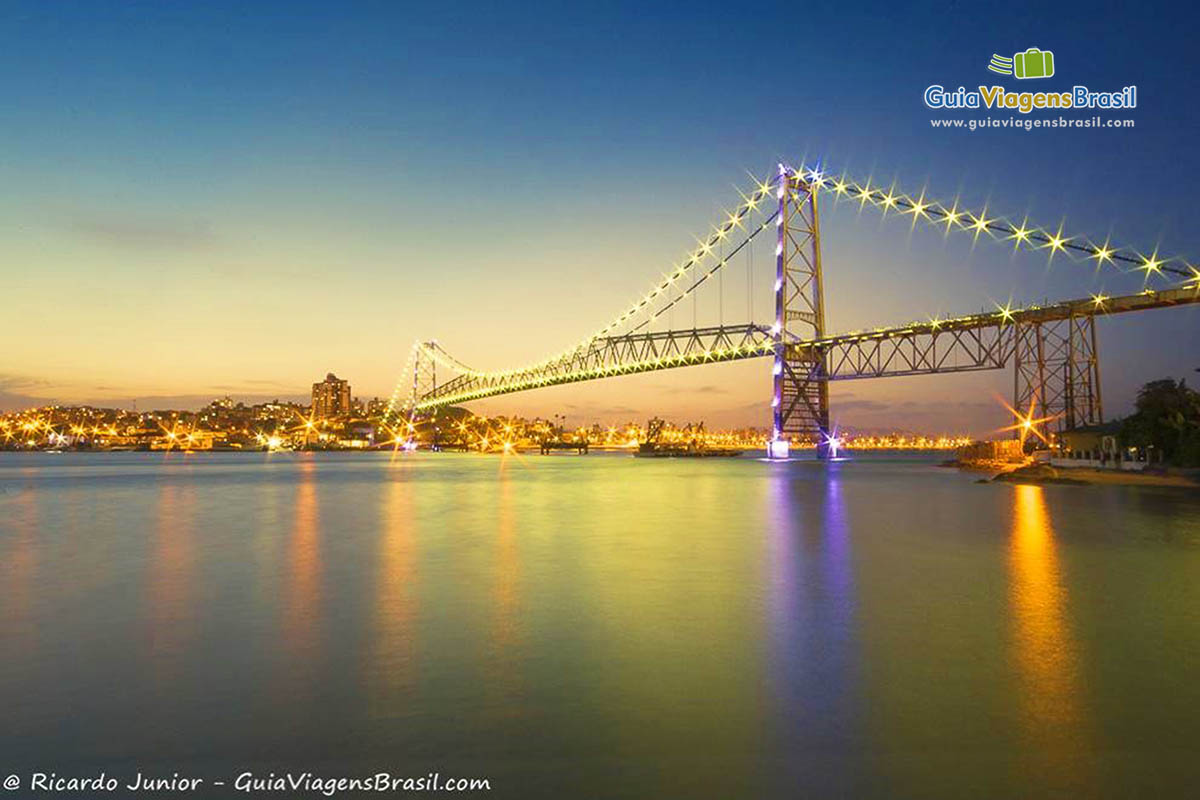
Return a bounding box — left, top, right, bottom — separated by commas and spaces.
788, 286, 1198, 381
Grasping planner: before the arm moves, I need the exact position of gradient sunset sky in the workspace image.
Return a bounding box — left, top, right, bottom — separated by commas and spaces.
2, 1, 1196, 434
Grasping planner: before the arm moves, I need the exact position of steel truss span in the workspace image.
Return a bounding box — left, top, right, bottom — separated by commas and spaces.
414, 324, 778, 410
793, 288, 1198, 379
411, 287, 1197, 412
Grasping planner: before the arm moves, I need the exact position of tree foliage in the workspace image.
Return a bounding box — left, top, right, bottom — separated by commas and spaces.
1118, 378, 1200, 467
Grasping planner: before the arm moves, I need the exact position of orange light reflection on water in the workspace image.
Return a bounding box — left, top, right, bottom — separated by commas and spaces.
488, 468, 523, 709
371, 463, 419, 708
1009, 484, 1094, 789
148, 481, 196, 686
282, 458, 322, 690
1, 483, 39, 646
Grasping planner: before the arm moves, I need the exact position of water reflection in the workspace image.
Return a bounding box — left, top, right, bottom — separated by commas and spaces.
371, 464, 419, 710
1, 485, 39, 646
1009, 484, 1093, 789
765, 466, 859, 794
822, 477, 855, 630
8, 452, 1198, 796
282, 458, 322, 690
147, 481, 196, 685
489, 467, 523, 706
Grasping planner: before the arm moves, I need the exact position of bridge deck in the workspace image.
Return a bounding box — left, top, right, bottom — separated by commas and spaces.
790, 287, 1198, 381
413, 287, 1198, 409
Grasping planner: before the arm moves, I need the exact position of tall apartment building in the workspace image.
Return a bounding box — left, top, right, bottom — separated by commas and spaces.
311, 372, 352, 419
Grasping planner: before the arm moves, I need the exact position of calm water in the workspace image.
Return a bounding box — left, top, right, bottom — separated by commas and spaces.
2, 451, 1199, 798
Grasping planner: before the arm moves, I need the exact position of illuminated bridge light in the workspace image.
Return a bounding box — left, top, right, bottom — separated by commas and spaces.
825, 431, 843, 459
1045, 232, 1068, 253
970, 212, 992, 238
941, 205, 963, 230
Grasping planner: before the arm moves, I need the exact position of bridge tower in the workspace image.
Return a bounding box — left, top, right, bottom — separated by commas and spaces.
769, 165, 832, 459
1013, 314, 1103, 437
411, 343, 439, 411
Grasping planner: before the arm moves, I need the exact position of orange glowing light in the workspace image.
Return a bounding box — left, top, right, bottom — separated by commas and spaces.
996, 397, 1058, 447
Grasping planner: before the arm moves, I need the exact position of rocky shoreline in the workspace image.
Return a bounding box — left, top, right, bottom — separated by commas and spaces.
946, 459, 1200, 489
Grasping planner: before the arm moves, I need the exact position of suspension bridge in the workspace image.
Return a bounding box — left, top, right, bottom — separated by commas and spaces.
385, 164, 1200, 458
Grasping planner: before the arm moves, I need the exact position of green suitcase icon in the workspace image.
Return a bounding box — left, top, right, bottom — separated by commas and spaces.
1014, 48, 1054, 79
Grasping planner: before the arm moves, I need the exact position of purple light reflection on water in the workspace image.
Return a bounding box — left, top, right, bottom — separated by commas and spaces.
762, 462, 862, 795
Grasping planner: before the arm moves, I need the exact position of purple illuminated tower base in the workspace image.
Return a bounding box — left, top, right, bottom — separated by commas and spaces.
770, 164, 831, 459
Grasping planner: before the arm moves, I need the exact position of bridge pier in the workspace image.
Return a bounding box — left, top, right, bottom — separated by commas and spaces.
771, 165, 832, 458
1013, 313, 1102, 438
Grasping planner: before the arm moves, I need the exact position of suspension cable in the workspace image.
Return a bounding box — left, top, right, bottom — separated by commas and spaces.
747, 228, 753, 322
629, 209, 778, 333
719, 238, 724, 325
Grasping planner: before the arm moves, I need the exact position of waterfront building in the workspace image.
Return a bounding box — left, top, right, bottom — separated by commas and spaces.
311, 373, 352, 419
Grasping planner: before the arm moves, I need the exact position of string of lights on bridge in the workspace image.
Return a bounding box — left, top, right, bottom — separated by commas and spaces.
792, 162, 1199, 282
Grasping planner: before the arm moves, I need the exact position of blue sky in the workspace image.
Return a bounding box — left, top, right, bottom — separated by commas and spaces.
1, 1, 1196, 432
